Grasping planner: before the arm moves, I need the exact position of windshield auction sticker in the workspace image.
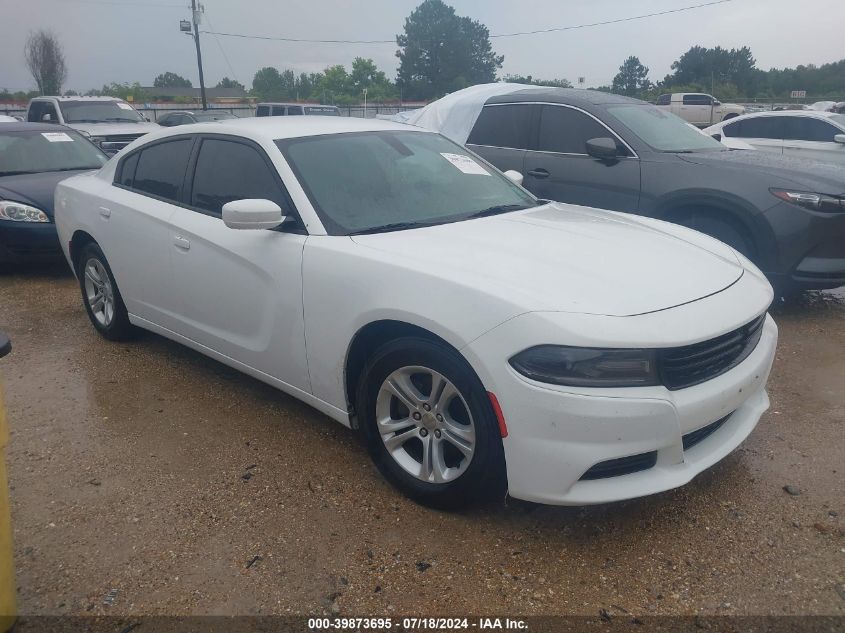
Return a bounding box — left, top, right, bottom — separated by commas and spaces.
440, 153, 490, 176
41, 132, 74, 142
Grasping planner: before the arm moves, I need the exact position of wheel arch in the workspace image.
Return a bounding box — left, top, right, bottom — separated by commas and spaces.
344, 319, 470, 427
655, 190, 773, 264
69, 230, 98, 273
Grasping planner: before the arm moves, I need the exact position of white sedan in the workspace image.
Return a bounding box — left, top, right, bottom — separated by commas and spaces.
55, 117, 777, 507
705, 110, 845, 165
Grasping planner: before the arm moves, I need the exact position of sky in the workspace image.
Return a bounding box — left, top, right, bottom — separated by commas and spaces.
1, 0, 843, 93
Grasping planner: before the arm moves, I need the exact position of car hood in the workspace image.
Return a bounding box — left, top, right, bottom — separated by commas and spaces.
0, 170, 92, 217
677, 149, 845, 195
66, 121, 160, 136
351, 203, 744, 317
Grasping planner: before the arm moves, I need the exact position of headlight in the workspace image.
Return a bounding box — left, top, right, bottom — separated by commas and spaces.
771, 189, 845, 213
0, 201, 50, 223
509, 346, 659, 387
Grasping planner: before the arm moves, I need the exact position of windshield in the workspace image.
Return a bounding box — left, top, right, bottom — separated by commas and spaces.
59, 100, 144, 123
277, 130, 536, 235
0, 129, 108, 175
304, 107, 340, 116
194, 111, 238, 121
607, 105, 727, 152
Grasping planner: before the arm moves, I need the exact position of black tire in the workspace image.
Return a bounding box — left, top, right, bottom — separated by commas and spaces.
357, 336, 507, 509
678, 213, 754, 259
76, 242, 135, 341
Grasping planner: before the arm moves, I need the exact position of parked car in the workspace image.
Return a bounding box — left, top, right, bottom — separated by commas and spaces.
26, 96, 160, 154
157, 110, 239, 127
399, 85, 845, 295
704, 110, 845, 165
256, 102, 340, 117
55, 117, 777, 507
0, 123, 108, 263
655, 92, 745, 127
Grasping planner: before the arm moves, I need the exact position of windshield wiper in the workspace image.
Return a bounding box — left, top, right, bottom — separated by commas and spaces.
349, 221, 435, 235
465, 203, 531, 219
103, 117, 139, 122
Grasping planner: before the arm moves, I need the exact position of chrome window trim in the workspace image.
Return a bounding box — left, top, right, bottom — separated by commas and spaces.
472, 102, 639, 159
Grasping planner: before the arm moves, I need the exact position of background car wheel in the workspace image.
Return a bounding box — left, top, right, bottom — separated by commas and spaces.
678, 213, 754, 259
76, 242, 135, 341
357, 337, 506, 508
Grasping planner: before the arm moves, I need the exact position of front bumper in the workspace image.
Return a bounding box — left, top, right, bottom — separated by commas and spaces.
0, 221, 62, 263
462, 273, 777, 506
764, 200, 845, 290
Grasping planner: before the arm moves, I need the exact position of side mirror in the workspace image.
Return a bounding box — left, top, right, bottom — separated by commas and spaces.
222, 199, 285, 230
585, 137, 619, 161
711, 132, 723, 142
834, 134, 845, 145
41, 113, 53, 122
503, 170, 524, 187
713, 100, 721, 106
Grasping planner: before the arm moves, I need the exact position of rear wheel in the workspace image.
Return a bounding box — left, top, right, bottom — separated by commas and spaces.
76, 242, 135, 341
357, 337, 506, 508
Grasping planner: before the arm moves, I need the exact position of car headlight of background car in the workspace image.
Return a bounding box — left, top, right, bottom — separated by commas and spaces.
771, 189, 845, 213
0, 201, 50, 223
509, 346, 659, 387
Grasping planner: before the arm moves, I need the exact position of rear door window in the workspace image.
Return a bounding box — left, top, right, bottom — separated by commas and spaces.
467, 104, 535, 149
287, 106, 303, 115
786, 117, 840, 142
131, 138, 193, 202
682, 94, 713, 106
725, 117, 788, 139
272, 106, 286, 116
189, 138, 289, 215
256, 105, 270, 117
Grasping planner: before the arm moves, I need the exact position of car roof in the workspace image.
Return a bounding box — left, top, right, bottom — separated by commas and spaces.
257, 102, 338, 107
726, 110, 843, 121
143, 115, 429, 143
31, 96, 124, 102
0, 122, 77, 132
486, 87, 645, 107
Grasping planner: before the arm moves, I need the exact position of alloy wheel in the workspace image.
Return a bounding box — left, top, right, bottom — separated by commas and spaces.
83, 257, 115, 327
375, 366, 476, 483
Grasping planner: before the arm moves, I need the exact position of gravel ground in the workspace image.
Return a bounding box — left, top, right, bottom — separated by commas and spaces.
1, 264, 843, 618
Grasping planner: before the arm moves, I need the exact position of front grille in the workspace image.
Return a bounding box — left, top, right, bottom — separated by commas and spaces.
659, 315, 765, 390
104, 133, 144, 143
682, 413, 731, 450
580, 451, 658, 480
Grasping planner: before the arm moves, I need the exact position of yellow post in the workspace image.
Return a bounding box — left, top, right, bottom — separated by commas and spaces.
0, 331, 16, 632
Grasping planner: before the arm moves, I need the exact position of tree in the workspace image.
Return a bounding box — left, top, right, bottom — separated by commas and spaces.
251, 67, 286, 101
24, 30, 67, 95
396, 0, 503, 100
611, 56, 651, 96
350, 58, 398, 101
666, 46, 757, 95
89, 82, 149, 102
216, 77, 245, 92
153, 72, 192, 88
503, 74, 572, 88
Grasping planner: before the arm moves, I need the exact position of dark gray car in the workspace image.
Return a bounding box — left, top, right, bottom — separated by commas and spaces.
464, 89, 845, 294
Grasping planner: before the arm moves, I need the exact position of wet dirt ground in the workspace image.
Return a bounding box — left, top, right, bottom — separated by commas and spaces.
1, 264, 843, 618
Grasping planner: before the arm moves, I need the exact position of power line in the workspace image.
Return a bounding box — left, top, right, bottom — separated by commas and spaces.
43, 0, 187, 7
199, 0, 735, 45
204, 11, 240, 84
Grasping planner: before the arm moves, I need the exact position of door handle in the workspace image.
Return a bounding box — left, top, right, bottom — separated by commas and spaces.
173, 235, 191, 251
527, 168, 550, 179
98, 206, 111, 218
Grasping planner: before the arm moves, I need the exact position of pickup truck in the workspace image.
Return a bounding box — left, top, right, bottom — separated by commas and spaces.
26, 96, 160, 154
655, 93, 745, 127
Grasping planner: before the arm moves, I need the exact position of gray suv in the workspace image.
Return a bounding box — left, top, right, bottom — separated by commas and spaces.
464, 88, 845, 294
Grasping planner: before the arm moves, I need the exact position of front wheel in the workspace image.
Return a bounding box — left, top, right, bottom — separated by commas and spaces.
76, 242, 135, 341
357, 337, 507, 508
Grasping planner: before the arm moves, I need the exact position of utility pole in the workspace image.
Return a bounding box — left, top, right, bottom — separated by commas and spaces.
191, 0, 207, 110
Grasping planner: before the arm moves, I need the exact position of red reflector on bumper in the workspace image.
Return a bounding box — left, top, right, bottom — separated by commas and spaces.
487, 392, 508, 438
